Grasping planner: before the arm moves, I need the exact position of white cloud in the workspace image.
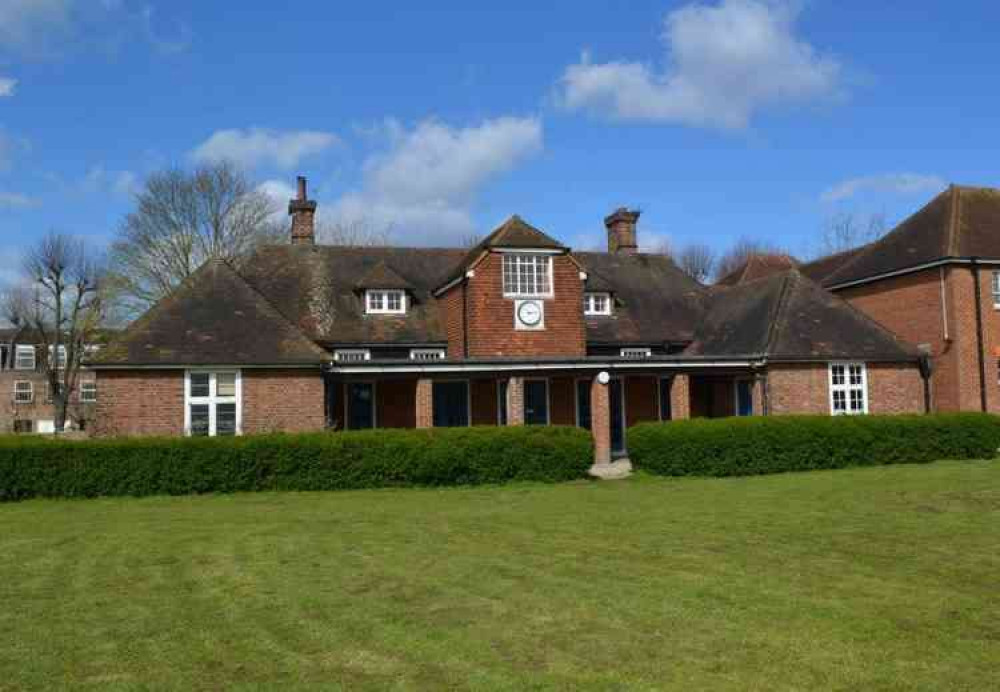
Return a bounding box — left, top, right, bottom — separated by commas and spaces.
559, 0, 841, 130
192, 128, 339, 171
821, 173, 946, 203
0, 190, 36, 209
327, 116, 543, 245
74, 165, 137, 197
0, 76, 16, 96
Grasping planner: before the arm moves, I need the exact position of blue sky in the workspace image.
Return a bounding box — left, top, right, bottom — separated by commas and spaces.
1, 0, 999, 284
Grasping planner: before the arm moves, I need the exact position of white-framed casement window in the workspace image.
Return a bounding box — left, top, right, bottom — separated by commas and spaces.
185, 370, 241, 437
992, 271, 1000, 309
410, 348, 445, 361
80, 381, 97, 403
13, 381, 33, 404
48, 345, 68, 369
829, 362, 868, 415
621, 347, 652, 359
365, 289, 406, 314
334, 349, 371, 363
502, 253, 553, 297
584, 292, 612, 316
15, 345, 35, 370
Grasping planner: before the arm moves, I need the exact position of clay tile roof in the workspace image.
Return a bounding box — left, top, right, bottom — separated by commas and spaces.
355, 260, 412, 290
91, 260, 329, 367
803, 185, 1000, 288
689, 269, 918, 361
715, 253, 799, 287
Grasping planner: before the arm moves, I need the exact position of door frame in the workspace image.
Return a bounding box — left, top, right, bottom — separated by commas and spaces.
733, 377, 754, 417
433, 378, 472, 428
523, 377, 551, 425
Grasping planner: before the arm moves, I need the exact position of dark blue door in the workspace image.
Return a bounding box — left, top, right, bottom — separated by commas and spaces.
433, 381, 469, 427
348, 383, 375, 429
524, 380, 549, 425
736, 379, 753, 417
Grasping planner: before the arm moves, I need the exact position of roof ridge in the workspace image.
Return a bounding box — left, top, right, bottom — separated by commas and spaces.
762, 270, 796, 357
224, 262, 330, 360
947, 184, 962, 256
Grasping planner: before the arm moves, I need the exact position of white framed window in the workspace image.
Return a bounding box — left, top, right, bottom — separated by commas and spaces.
15, 345, 35, 370
584, 292, 612, 316
13, 381, 33, 404
502, 253, 553, 297
184, 370, 241, 437
410, 348, 445, 361
365, 289, 406, 314
621, 348, 652, 359
80, 381, 97, 403
48, 345, 68, 369
334, 349, 371, 363
829, 362, 868, 415
992, 271, 1000, 309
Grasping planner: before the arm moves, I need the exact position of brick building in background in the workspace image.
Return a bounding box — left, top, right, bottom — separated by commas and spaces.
0, 329, 100, 434
88, 176, 942, 465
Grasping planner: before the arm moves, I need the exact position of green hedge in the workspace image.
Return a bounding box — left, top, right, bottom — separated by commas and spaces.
0, 426, 593, 502
629, 414, 1000, 478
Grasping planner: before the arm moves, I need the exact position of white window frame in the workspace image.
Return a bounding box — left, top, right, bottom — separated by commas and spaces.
15, 345, 35, 370
584, 292, 612, 316
48, 345, 68, 369
13, 381, 33, 404
829, 362, 868, 415
620, 347, 652, 359
410, 348, 446, 361
365, 289, 407, 315
992, 271, 1000, 309
334, 349, 371, 363
502, 253, 554, 298
184, 370, 242, 437
80, 381, 98, 403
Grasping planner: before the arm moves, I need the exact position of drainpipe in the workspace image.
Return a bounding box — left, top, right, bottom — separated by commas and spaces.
971, 259, 988, 412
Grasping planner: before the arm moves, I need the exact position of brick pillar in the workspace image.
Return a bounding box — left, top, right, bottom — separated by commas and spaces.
507, 377, 525, 426
591, 375, 611, 465
416, 378, 433, 428
671, 374, 691, 420
752, 373, 766, 416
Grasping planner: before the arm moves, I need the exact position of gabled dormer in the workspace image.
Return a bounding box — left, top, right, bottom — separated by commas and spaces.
433, 216, 587, 357
357, 261, 412, 315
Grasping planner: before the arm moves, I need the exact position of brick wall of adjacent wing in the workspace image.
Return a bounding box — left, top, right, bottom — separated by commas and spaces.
766, 362, 923, 416
242, 370, 326, 434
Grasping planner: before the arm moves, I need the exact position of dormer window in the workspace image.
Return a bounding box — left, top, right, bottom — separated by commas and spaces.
502, 253, 552, 297
584, 292, 612, 316
366, 289, 406, 315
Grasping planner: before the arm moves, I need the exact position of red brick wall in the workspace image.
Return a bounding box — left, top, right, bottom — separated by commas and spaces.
95, 370, 185, 436
461, 252, 586, 357
0, 370, 98, 433
767, 363, 923, 416
440, 284, 466, 358
838, 267, 965, 412
549, 377, 576, 425
625, 376, 658, 427
240, 370, 325, 434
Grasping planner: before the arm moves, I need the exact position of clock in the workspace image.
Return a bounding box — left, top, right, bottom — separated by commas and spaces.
515, 299, 544, 330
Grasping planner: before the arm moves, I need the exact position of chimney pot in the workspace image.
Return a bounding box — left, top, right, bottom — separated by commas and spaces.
604, 208, 641, 254
289, 175, 318, 246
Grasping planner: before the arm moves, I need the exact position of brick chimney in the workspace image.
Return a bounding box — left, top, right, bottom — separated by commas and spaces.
605, 208, 640, 254
289, 176, 317, 245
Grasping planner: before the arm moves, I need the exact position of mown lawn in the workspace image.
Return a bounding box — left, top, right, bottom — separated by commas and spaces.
0, 461, 997, 691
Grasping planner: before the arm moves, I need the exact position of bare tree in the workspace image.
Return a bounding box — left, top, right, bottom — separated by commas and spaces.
715, 237, 786, 281
317, 218, 393, 247
820, 211, 888, 256
108, 162, 277, 315
677, 244, 715, 283
2, 234, 105, 433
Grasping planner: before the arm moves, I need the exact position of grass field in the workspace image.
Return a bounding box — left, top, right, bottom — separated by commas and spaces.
1, 461, 997, 690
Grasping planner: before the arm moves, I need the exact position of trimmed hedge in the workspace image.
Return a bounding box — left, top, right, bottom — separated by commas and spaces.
629, 413, 1000, 478
0, 426, 593, 502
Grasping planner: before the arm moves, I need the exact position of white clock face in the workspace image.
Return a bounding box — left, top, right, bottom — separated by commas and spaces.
516, 300, 543, 328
